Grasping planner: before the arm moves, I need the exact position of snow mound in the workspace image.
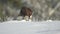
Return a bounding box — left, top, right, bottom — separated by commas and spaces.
0, 21, 60, 34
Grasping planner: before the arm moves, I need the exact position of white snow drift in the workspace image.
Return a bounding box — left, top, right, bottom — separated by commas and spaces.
0, 21, 60, 34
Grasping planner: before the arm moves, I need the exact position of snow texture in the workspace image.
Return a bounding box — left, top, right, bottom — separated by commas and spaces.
0, 20, 60, 34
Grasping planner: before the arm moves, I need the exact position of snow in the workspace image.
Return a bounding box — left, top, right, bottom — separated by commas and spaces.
0, 20, 60, 34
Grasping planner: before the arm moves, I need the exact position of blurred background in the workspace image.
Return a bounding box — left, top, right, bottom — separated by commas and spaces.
0, 0, 60, 22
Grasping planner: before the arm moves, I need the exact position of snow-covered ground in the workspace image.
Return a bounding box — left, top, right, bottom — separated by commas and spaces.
0, 20, 60, 34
